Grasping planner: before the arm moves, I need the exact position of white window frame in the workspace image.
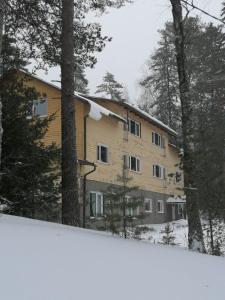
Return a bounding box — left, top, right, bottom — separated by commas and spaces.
157, 200, 164, 214
178, 203, 184, 215
125, 196, 139, 217
97, 144, 109, 164
89, 191, 104, 217
152, 132, 165, 148
153, 164, 166, 179
128, 118, 141, 137
144, 198, 153, 213
129, 155, 141, 173
28, 98, 48, 118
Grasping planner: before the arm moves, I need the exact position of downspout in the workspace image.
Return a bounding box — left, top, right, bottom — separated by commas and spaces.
82, 114, 96, 228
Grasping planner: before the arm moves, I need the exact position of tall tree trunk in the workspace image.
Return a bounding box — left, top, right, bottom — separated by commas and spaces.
170, 0, 205, 252
61, 0, 80, 226
0, 0, 4, 168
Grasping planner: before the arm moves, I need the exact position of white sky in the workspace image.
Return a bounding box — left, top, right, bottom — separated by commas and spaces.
35, 0, 223, 102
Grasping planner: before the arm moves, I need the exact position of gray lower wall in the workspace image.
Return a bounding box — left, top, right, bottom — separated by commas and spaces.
83, 179, 172, 225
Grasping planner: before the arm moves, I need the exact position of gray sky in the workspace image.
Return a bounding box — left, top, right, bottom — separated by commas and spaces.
36, 0, 223, 101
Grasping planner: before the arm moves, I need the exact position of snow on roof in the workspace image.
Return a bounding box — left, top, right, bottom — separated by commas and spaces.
14, 70, 176, 134
85, 96, 177, 136
75, 92, 126, 123
17, 69, 62, 91
167, 196, 186, 203
14, 70, 125, 123
127, 102, 177, 136
0, 214, 224, 300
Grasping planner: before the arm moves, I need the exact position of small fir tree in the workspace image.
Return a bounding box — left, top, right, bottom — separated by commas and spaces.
103, 163, 144, 238
160, 223, 176, 246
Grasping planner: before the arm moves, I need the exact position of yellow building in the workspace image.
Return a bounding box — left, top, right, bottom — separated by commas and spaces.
16, 69, 185, 225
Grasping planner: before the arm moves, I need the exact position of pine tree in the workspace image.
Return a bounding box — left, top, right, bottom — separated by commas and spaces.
95, 72, 124, 101
139, 17, 203, 133
170, 0, 205, 252
74, 65, 89, 94
0, 73, 60, 221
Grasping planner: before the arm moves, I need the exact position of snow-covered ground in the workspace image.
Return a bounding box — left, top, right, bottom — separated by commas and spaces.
0, 214, 225, 300
141, 219, 188, 248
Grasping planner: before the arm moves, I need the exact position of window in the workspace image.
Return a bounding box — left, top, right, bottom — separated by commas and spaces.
153, 164, 166, 179
157, 200, 164, 213
128, 156, 140, 172
97, 145, 108, 163
175, 171, 182, 183
178, 203, 184, 215
90, 192, 103, 217
144, 198, 152, 213
125, 196, 139, 216
152, 132, 165, 148
128, 118, 141, 137
28, 98, 48, 117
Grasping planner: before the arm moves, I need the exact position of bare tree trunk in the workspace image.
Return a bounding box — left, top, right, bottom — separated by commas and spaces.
0, 0, 4, 168
61, 0, 80, 226
170, 0, 205, 252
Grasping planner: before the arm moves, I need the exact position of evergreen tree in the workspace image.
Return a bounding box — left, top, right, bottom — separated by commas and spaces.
139, 17, 203, 133
0, 73, 61, 221
160, 223, 176, 246
95, 72, 124, 101
170, 0, 205, 252
103, 166, 144, 238
74, 65, 89, 94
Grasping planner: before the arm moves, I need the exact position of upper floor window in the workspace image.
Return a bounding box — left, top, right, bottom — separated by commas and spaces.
144, 198, 153, 213
97, 144, 108, 163
152, 132, 165, 148
90, 192, 104, 217
175, 171, 182, 183
157, 200, 164, 213
124, 155, 140, 172
153, 164, 166, 179
128, 118, 141, 137
28, 98, 48, 118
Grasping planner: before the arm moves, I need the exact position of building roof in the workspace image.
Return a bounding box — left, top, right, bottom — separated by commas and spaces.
14, 69, 125, 123
14, 69, 177, 135
83, 96, 177, 136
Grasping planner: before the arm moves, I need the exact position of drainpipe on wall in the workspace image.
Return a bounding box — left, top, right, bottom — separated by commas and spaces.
82, 114, 96, 228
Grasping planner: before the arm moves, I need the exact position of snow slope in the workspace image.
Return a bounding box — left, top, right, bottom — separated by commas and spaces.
0, 214, 224, 300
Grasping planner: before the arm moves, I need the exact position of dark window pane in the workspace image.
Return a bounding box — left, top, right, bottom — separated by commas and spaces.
130, 120, 136, 134
145, 200, 150, 211
90, 193, 96, 217
101, 146, 108, 163
130, 156, 136, 171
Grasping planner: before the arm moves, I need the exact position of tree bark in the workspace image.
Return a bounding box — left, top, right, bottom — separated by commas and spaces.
61, 0, 80, 226
0, 0, 4, 168
170, 0, 205, 252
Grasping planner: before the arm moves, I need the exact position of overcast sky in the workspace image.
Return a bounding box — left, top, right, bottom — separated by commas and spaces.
36, 0, 223, 101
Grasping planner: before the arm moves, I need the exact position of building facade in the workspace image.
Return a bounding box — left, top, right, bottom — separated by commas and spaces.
17, 69, 185, 225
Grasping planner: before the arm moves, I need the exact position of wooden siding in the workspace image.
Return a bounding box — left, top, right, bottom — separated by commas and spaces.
17, 70, 183, 197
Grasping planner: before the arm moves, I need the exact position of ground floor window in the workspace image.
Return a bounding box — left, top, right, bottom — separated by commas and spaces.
157, 200, 164, 213
90, 192, 104, 217
144, 198, 153, 213
178, 203, 184, 215
125, 196, 139, 216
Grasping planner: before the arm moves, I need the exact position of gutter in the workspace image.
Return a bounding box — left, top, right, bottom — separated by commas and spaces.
81, 115, 96, 228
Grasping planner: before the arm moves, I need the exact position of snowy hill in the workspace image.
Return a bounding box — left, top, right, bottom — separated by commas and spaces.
0, 214, 224, 300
